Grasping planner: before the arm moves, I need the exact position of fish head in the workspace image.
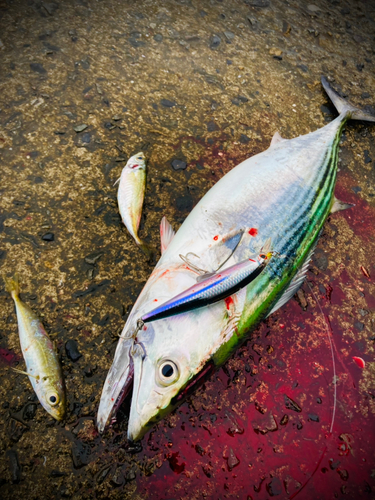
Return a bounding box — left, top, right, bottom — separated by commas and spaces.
126, 152, 146, 171
38, 376, 66, 421
127, 307, 224, 442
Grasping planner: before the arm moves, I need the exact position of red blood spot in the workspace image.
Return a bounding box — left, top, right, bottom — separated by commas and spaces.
111, 398, 114, 401
213, 235, 219, 241
249, 228, 258, 237
279, 324, 285, 329
353, 357, 365, 369
154, 299, 158, 302
143, 325, 147, 331
225, 297, 234, 310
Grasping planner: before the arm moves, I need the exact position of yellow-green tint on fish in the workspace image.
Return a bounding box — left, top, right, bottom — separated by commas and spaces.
117, 152, 154, 258
6, 275, 66, 421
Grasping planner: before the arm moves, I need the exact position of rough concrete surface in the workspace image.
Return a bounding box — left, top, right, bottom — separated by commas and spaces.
0, 0, 375, 499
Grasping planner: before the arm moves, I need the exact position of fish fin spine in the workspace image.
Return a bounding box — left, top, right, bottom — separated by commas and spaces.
321, 76, 375, 123
5, 274, 20, 299
160, 216, 175, 254
330, 196, 355, 214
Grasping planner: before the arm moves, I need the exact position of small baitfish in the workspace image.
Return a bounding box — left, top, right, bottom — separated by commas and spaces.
139, 246, 274, 325
117, 152, 153, 259
6, 275, 66, 420
98, 77, 375, 441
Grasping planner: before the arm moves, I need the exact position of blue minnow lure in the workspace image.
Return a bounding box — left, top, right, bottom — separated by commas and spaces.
140, 250, 274, 324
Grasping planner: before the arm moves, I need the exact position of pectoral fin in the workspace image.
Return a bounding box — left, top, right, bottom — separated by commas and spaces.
12, 367, 40, 380
330, 197, 354, 214
160, 216, 175, 254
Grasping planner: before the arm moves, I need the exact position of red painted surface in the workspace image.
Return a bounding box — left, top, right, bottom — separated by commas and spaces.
353, 357, 365, 369
249, 228, 258, 237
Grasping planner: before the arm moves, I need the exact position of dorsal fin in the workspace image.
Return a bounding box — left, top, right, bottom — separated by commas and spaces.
160, 216, 175, 254
270, 131, 286, 147
267, 246, 315, 317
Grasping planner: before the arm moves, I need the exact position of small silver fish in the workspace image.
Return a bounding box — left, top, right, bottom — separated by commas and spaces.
117, 152, 153, 258
6, 275, 66, 420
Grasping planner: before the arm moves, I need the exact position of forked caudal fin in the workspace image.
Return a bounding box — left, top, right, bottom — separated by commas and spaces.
5, 274, 20, 299
321, 76, 375, 122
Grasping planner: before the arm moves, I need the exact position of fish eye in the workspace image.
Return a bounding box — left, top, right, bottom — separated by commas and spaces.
157, 360, 179, 387
47, 392, 60, 406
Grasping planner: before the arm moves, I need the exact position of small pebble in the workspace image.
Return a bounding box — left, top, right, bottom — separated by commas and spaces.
171, 159, 187, 171
65, 339, 82, 362
74, 124, 88, 133
42, 232, 54, 241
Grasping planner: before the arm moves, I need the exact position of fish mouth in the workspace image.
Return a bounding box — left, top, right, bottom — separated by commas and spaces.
97, 339, 134, 433
127, 356, 215, 442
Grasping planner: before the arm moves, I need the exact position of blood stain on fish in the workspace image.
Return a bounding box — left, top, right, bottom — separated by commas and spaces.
249, 228, 258, 236
225, 297, 234, 310
213, 235, 219, 241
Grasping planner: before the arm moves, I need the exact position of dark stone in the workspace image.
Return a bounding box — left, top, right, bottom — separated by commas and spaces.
34, 176, 44, 184
364, 150, 372, 164
96, 467, 111, 485
329, 459, 340, 470
226, 59, 232, 65
284, 395, 302, 412
30, 63, 47, 74
7, 450, 21, 483
195, 444, 205, 456
125, 469, 136, 481
354, 321, 364, 332
160, 98, 176, 108
50, 470, 67, 477
245, 0, 270, 7
23, 403, 37, 420
240, 134, 251, 144
72, 279, 110, 298
175, 194, 193, 212
352, 186, 362, 194
206, 120, 219, 132
42, 232, 54, 241
72, 441, 91, 469
210, 35, 221, 49
171, 159, 187, 170
154, 34, 163, 42
361, 92, 371, 99
65, 339, 82, 361
313, 249, 328, 271
316, 397, 322, 404
81, 132, 91, 144
356, 63, 364, 72
280, 414, 288, 425
200, 10, 207, 17
308, 413, 320, 422
266, 477, 282, 496
297, 64, 308, 72
337, 468, 349, 481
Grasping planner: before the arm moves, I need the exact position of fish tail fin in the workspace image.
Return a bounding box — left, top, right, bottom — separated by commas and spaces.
321, 76, 375, 122
138, 239, 155, 261
5, 274, 20, 299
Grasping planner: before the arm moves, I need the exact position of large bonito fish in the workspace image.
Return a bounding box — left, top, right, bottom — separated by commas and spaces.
98, 78, 374, 441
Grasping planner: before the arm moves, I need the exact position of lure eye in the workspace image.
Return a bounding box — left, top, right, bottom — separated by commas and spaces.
137, 156, 143, 160
47, 392, 60, 406
157, 360, 179, 387
260, 253, 267, 260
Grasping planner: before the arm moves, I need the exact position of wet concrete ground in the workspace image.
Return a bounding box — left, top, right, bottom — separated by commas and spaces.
0, 0, 375, 498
